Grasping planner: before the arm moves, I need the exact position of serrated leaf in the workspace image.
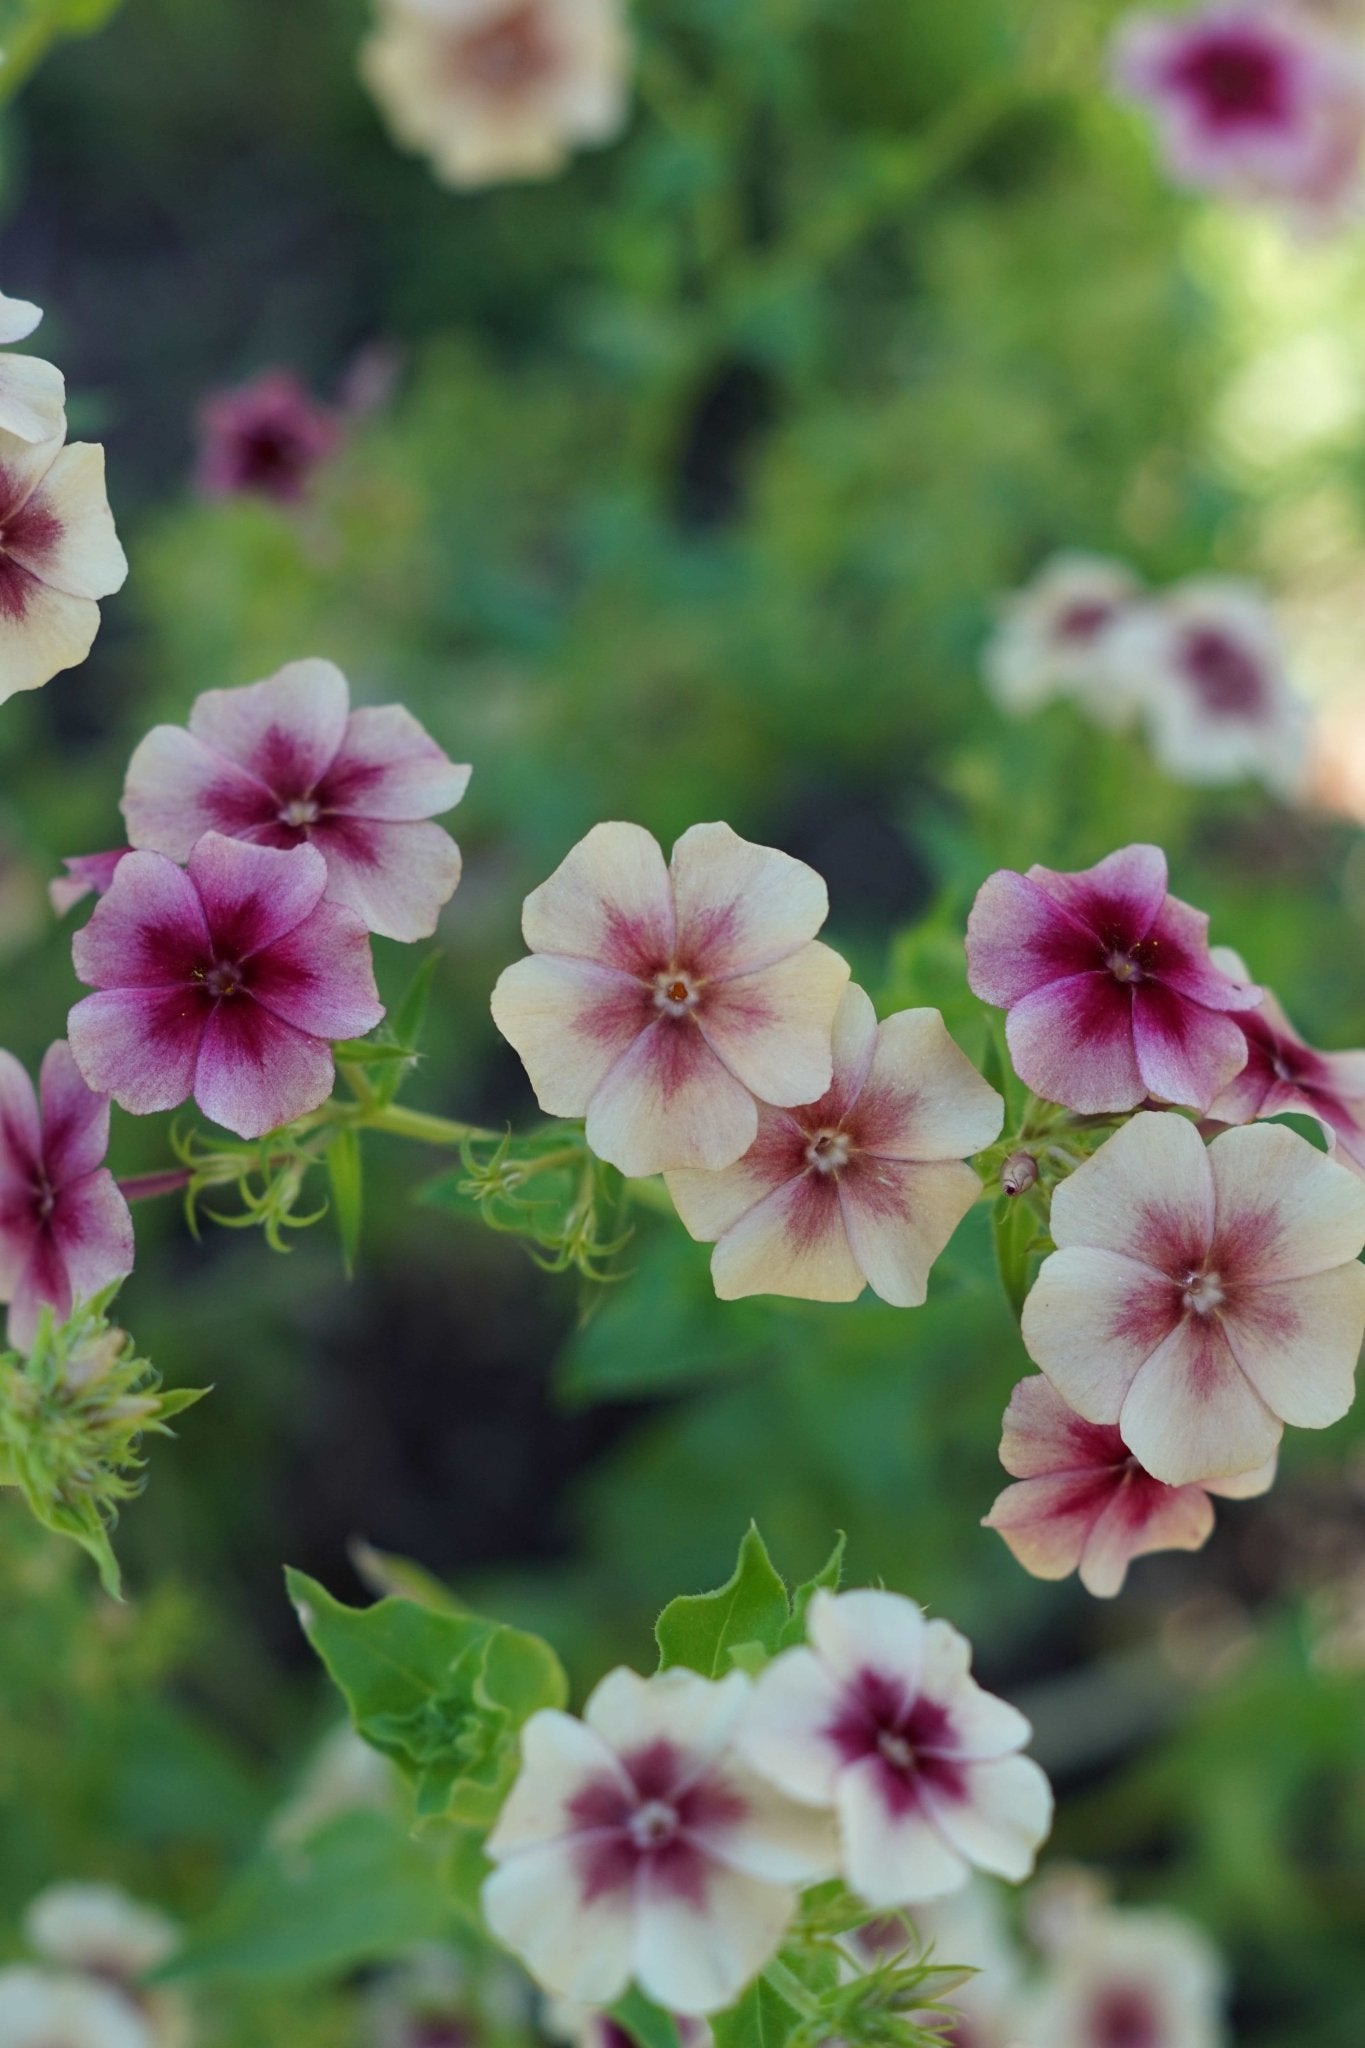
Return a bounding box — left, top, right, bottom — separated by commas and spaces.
326, 1128, 364, 1275
656, 1524, 790, 1677
782, 1532, 846, 1646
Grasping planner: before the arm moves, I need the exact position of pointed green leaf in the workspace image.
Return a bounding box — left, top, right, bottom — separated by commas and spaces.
710, 1975, 801, 2048
326, 1127, 364, 1275
782, 1533, 846, 1646
656, 1524, 790, 1677
376, 951, 443, 1105
611, 1987, 683, 2048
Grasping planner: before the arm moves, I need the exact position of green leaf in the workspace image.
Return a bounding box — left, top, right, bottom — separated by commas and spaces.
350, 1538, 468, 1613
159, 1812, 456, 1986
376, 951, 443, 1106
326, 1127, 364, 1275
656, 1524, 791, 1677
782, 1532, 846, 1647
332, 1039, 417, 1064
710, 1974, 801, 2048
992, 1193, 1038, 1325
611, 1986, 684, 2048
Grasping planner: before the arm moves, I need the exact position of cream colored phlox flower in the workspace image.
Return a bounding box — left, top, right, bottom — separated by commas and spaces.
0, 288, 66, 445
0, 422, 127, 701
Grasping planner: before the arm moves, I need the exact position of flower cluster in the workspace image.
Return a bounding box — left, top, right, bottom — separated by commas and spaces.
0, 1881, 187, 2048
483, 1589, 1051, 2016
983, 555, 1311, 794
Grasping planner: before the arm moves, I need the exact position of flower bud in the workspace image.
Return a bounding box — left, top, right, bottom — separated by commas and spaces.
1001, 1150, 1039, 1197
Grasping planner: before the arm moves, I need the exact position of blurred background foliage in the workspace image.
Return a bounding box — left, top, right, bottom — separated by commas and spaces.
1, 0, 1364, 2040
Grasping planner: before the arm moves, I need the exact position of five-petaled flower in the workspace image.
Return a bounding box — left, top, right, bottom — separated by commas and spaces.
984, 1375, 1275, 1598
982, 553, 1144, 726
1113, 2, 1365, 229
736, 1589, 1052, 1908
0, 1041, 134, 1352
1021, 1111, 1365, 1486
67, 833, 384, 1141
965, 844, 1260, 1116
195, 369, 342, 504
1016, 1899, 1227, 2048
0, 288, 66, 447
360, 0, 632, 190
665, 983, 1001, 1305
481, 1665, 835, 2015
491, 821, 850, 1179
0, 423, 128, 703
1207, 945, 1365, 1176
122, 659, 470, 943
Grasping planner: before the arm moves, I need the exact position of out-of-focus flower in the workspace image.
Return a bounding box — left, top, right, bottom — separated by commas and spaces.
195, 370, 341, 504
1109, 580, 1310, 793
982, 554, 1144, 725
25, 1885, 179, 1982
0, 424, 127, 703
68, 833, 384, 1140
483, 1664, 835, 2014
546, 2003, 710, 2048
360, 0, 631, 190
364, 1945, 486, 2048
1206, 945, 1365, 1174
984, 1376, 1276, 1597
665, 984, 1001, 1305
1113, 1, 1365, 230
904, 1881, 1023, 2048
0, 288, 66, 445
491, 821, 850, 1178
965, 845, 1260, 1116
1022, 1111, 1365, 1485
0, 1967, 153, 2048
0, 1040, 134, 1352
50, 851, 131, 919
737, 1590, 1052, 1909
1016, 1901, 1228, 2048
271, 1723, 398, 1849
122, 659, 470, 943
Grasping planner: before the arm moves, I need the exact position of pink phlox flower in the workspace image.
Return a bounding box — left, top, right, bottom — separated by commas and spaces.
67, 832, 384, 1141
965, 844, 1261, 1116
195, 369, 342, 503
1021, 1110, 1365, 1485
984, 1375, 1275, 1598
122, 659, 470, 943
0, 1039, 134, 1352
1206, 944, 1365, 1175
0, 287, 65, 446
736, 1589, 1053, 1910
490, 820, 850, 1178
665, 983, 1002, 1305
50, 850, 131, 919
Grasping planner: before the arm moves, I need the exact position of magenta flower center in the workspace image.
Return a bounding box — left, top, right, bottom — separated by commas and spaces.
826, 1668, 966, 1815
1055, 598, 1116, 643
454, 5, 556, 94
806, 1126, 852, 1174
1172, 31, 1291, 128
1089, 1983, 1161, 2048
32, 1172, 55, 1221
628, 1797, 681, 1850
1179, 625, 1270, 717
202, 959, 247, 999
652, 968, 702, 1017
0, 479, 63, 624
567, 1739, 747, 1907
1181, 1267, 1225, 1316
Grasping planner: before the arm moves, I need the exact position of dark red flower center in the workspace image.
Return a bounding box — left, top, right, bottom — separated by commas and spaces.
1172, 30, 1291, 128
1055, 598, 1116, 643
0, 468, 64, 624
1090, 1983, 1161, 2048
1179, 625, 1270, 718
567, 1739, 747, 1907
1102, 932, 1160, 985
825, 1668, 966, 1816
32, 1172, 56, 1222
454, 5, 557, 94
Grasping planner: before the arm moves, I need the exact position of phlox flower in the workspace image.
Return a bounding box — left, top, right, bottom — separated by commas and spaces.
25, 1886, 179, 1982
360, 0, 631, 190
491, 821, 850, 1178
1113, 2, 1365, 229
984, 1376, 1276, 1598
1021, 1111, 1365, 1485
736, 1590, 1052, 1910
481, 1665, 836, 2016
965, 844, 1260, 1116
195, 369, 341, 504
0, 1041, 134, 1352
0, 288, 66, 445
1206, 945, 1365, 1175
982, 553, 1144, 726
122, 659, 470, 943
1109, 580, 1309, 794
0, 422, 127, 703
665, 984, 1001, 1305
68, 833, 384, 1141
0, 1967, 153, 2048
1016, 1902, 1227, 2048
50, 851, 130, 918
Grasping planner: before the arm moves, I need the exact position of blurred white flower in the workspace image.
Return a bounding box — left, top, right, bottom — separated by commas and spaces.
25, 1885, 179, 1981
982, 554, 1144, 725
360, 0, 631, 189
270, 1722, 398, 1847
904, 1881, 1024, 2048
1015, 1903, 1228, 2048
0, 1967, 154, 2048
0, 288, 66, 445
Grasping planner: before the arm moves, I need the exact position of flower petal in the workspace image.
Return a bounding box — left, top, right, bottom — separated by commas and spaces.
482, 1841, 634, 2008
8, 1227, 73, 1350
0, 1048, 41, 1183
71, 852, 210, 991
522, 822, 675, 975
11, 443, 127, 601
1049, 1111, 1215, 1264
838, 1157, 981, 1308
996, 1373, 1128, 1481
736, 1646, 849, 1807
491, 953, 648, 1120
0, 352, 66, 445
0, 574, 101, 704
1033, 843, 1170, 937
187, 834, 329, 960
322, 704, 471, 820
249, 899, 384, 1042
853, 1010, 1003, 1162
39, 1040, 110, 1187
66, 987, 202, 1118
919, 1755, 1052, 1883
306, 815, 462, 943
0, 292, 43, 344
665, 1104, 806, 1245
685, 1760, 838, 1888
983, 1472, 1111, 1585
1208, 1121, 1365, 1282
49, 1169, 135, 1305
965, 869, 1099, 1007
1146, 893, 1261, 1012
1220, 1263, 1365, 1429
584, 1020, 758, 1178
1021, 1246, 1179, 1423
187, 658, 350, 789
122, 725, 275, 860
193, 999, 336, 1139
1204, 1455, 1278, 1501
916, 1621, 1032, 1759
487, 1709, 631, 1857
671, 822, 830, 978
633, 1861, 797, 2017
708, 1171, 864, 1303
698, 941, 850, 1108
807, 1588, 926, 1692
1076, 1474, 1215, 1598
835, 1758, 970, 1906
584, 1667, 748, 1775
1130, 982, 1251, 1113
1004, 974, 1143, 1114
1118, 1316, 1281, 1485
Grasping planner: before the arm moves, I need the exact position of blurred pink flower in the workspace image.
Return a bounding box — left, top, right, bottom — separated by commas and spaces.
0, 288, 66, 446
965, 845, 1260, 1116
122, 659, 470, 943
984, 1375, 1275, 1598
1016, 1900, 1227, 2048
982, 553, 1144, 725
737, 1590, 1052, 1909
1113, 2, 1365, 227
1207, 945, 1365, 1173
1021, 1111, 1365, 1485
666, 983, 1001, 1306
491, 821, 850, 1178
49, 851, 130, 919
0, 1040, 134, 1352
196, 370, 341, 504
68, 833, 384, 1140
0, 424, 127, 703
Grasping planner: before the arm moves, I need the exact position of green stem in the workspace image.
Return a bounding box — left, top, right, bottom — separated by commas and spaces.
761, 1960, 825, 2025
359, 1103, 504, 1148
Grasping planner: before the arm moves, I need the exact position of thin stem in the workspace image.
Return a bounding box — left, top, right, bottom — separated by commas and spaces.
360, 1103, 505, 1148
761, 1959, 825, 2025
118, 1170, 193, 1204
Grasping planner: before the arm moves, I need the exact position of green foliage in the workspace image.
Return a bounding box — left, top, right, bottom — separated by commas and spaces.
421, 1125, 635, 1283
656, 1524, 844, 1676
286, 1567, 568, 1828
